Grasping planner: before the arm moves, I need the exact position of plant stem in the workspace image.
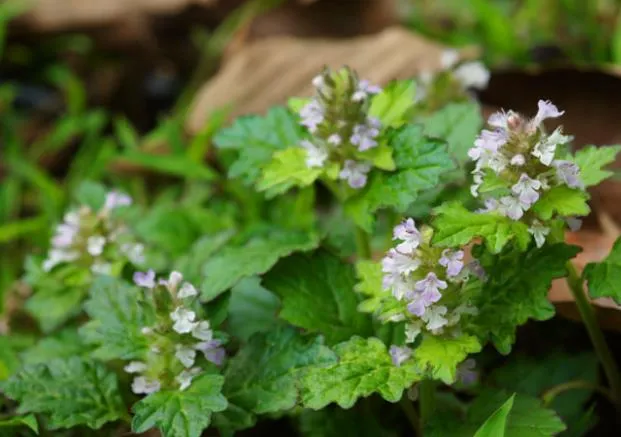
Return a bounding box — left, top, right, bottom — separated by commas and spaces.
399, 396, 421, 436
354, 226, 372, 260
565, 261, 621, 408
418, 379, 437, 425
541, 380, 614, 407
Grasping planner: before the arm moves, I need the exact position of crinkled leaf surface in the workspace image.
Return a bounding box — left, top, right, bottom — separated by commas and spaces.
257, 147, 324, 197
369, 80, 416, 128
0, 415, 39, 434
21, 328, 91, 365
201, 228, 319, 301
301, 337, 422, 409
475, 244, 580, 354
25, 285, 85, 333
414, 335, 482, 384
80, 276, 154, 360
421, 101, 483, 163
584, 236, 621, 304
218, 327, 335, 432
532, 186, 590, 220
573, 145, 621, 187
132, 374, 227, 437
213, 107, 303, 185
0, 357, 126, 430
432, 203, 530, 253
263, 251, 373, 345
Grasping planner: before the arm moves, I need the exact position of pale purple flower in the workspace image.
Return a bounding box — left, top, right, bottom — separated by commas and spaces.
382, 249, 421, 276
393, 218, 421, 254
327, 133, 342, 146
510, 154, 525, 166
468, 129, 506, 161
476, 198, 499, 214
176, 368, 201, 391
131, 376, 161, 395
566, 217, 583, 232
134, 269, 156, 289
456, 358, 478, 386
52, 223, 77, 247
300, 99, 324, 132
512, 173, 541, 206
439, 250, 465, 277
422, 305, 448, 332
352, 80, 382, 102
389, 345, 412, 367
528, 221, 550, 248
338, 160, 371, 189
86, 235, 106, 256
387, 275, 412, 301
414, 272, 447, 304
553, 160, 582, 188
350, 118, 381, 151
467, 260, 487, 281
453, 61, 490, 90
301, 139, 328, 168
124, 361, 147, 374
42, 248, 79, 272
160, 271, 183, 290
533, 100, 564, 126
499, 196, 525, 220
178, 282, 198, 299
196, 340, 226, 366
532, 127, 571, 166
191, 321, 213, 341
407, 298, 427, 317
487, 111, 509, 130
175, 345, 197, 368
170, 307, 197, 334
104, 191, 132, 210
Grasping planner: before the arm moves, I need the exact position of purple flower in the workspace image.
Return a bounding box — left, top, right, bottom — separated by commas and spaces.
467, 260, 487, 281
52, 223, 78, 247
389, 345, 412, 367
195, 340, 226, 366
352, 80, 382, 102
533, 99, 564, 126
414, 273, 447, 301
487, 111, 509, 129
382, 249, 420, 276
456, 358, 478, 386
300, 99, 324, 132
439, 249, 465, 277
393, 218, 421, 254
511, 173, 541, 206
134, 269, 156, 289
553, 160, 582, 189
468, 129, 506, 161
407, 298, 427, 317
350, 118, 381, 151
422, 305, 448, 332
104, 191, 132, 210
339, 160, 371, 189
499, 196, 525, 220
566, 217, 583, 232
510, 154, 525, 166
301, 140, 328, 168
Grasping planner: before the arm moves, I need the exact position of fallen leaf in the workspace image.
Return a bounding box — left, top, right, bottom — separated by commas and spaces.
187, 26, 479, 133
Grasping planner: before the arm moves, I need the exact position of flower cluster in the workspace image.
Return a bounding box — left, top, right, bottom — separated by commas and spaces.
43, 191, 144, 274
298, 67, 383, 189
126, 271, 225, 394
414, 49, 490, 111
469, 100, 584, 247
382, 218, 481, 347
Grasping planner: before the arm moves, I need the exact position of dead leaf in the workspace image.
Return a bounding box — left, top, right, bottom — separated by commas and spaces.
187, 26, 479, 133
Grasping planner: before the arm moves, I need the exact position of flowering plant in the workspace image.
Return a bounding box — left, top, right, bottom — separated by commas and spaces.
2, 57, 621, 437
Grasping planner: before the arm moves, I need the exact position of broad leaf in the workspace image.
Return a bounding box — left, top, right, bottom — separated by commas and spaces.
475, 244, 580, 354
0, 415, 39, 434
573, 145, 621, 187
532, 186, 590, 220
301, 337, 422, 409
257, 147, 324, 196
263, 251, 373, 344
414, 335, 482, 384
213, 107, 303, 185
25, 286, 85, 333
21, 329, 91, 365
369, 80, 416, 128
201, 228, 319, 301
421, 101, 483, 163
432, 203, 530, 253
584, 236, 621, 304
228, 276, 281, 342
298, 405, 398, 437
218, 327, 335, 432
1, 357, 126, 430
132, 374, 227, 437
80, 276, 154, 360
474, 394, 514, 437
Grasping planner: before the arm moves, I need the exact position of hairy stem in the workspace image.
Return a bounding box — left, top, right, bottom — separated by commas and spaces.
565, 261, 621, 408
399, 396, 421, 435
354, 226, 372, 260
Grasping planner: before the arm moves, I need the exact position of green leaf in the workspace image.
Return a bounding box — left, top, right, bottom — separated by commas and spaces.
354, 260, 389, 314
174, 231, 235, 284
201, 228, 319, 301
475, 244, 581, 354
214, 107, 303, 185
74, 180, 107, 211
432, 203, 530, 253
301, 337, 422, 409
1, 357, 126, 430
584, 236, 621, 304
298, 405, 398, 437
131, 374, 227, 437
346, 126, 454, 231
532, 186, 590, 220
421, 101, 483, 163
573, 145, 621, 187
80, 276, 154, 360
414, 335, 482, 384
117, 150, 216, 180
0, 336, 19, 380
25, 286, 85, 333
263, 251, 373, 344
219, 327, 335, 432
0, 415, 39, 434
228, 276, 281, 342
474, 394, 514, 437
21, 329, 91, 365
369, 80, 416, 128
257, 147, 323, 196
